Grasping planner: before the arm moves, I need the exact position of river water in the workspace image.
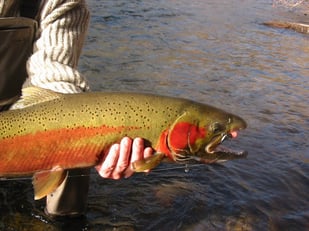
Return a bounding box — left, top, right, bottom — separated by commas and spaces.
0, 0, 308, 230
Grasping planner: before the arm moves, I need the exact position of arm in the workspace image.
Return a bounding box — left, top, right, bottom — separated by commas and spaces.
28, 0, 90, 93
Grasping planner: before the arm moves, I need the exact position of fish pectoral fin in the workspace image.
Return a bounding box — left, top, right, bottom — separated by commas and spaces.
32, 167, 67, 200
132, 153, 165, 172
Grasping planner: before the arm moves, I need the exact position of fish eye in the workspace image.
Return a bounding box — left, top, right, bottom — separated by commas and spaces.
211, 122, 225, 134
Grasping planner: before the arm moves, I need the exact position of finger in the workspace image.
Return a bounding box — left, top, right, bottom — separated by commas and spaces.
112, 137, 132, 179
131, 137, 144, 162
144, 147, 153, 159
95, 143, 119, 178
123, 137, 144, 178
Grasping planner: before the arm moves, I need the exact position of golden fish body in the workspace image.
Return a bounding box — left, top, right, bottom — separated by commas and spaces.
0, 87, 246, 199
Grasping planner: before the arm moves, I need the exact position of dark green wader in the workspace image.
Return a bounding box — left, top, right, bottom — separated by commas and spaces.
0, 17, 36, 111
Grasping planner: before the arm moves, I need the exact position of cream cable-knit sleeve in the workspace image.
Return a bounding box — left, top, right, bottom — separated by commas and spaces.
28, 0, 90, 93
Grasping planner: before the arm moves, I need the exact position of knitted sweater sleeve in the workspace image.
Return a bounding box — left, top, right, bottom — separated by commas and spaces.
28, 0, 90, 93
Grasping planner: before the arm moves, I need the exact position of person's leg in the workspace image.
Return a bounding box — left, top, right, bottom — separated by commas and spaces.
45, 168, 90, 217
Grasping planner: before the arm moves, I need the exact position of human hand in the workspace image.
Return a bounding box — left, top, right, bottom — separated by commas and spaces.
95, 137, 153, 179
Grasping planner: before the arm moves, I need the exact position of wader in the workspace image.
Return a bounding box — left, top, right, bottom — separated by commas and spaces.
0, 0, 39, 110
0, 17, 36, 110
0, 1, 90, 217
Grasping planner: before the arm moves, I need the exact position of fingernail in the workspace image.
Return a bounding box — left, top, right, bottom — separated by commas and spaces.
124, 165, 133, 178
133, 137, 143, 148
124, 171, 132, 178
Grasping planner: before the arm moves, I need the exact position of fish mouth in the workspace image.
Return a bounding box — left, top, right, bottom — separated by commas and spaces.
203, 145, 248, 162
206, 133, 229, 154
174, 131, 247, 164
205, 131, 240, 154
200, 132, 247, 163
206, 115, 247, 155
191, 147, 247, 164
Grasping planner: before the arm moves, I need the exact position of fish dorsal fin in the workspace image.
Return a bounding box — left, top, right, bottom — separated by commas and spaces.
32, 167, 67, 200
11, 87, 63, 109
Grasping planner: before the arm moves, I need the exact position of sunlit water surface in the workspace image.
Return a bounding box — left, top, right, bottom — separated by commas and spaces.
1, 0, 308, 230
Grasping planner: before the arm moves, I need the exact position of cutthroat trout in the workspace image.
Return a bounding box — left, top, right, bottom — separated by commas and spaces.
0, 87, 246, 199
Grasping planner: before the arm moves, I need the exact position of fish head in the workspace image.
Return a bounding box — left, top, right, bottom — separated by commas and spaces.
166, 104, 247, 163
203, 112, 247, 154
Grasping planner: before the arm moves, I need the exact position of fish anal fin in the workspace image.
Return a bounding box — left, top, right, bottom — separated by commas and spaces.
32, 167, 67, 200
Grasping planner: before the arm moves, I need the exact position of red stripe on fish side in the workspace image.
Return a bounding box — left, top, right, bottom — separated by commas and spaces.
168, 122, 206, 151
0, 125, 141, 174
